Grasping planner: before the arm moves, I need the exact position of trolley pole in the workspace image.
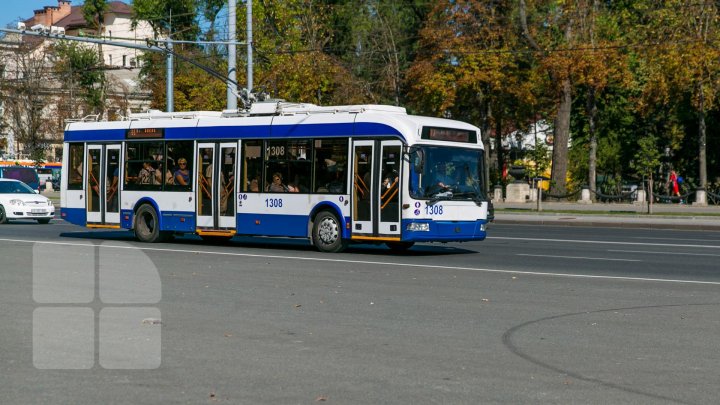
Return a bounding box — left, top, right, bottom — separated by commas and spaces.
246, 0, 253, 93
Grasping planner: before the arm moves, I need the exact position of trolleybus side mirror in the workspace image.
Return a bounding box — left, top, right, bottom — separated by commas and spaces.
408, 147, 424, 172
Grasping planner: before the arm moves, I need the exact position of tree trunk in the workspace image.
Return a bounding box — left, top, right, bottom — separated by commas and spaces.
698, 87, 707, 189
495, 116, 504, 186
550, 77, 572, 196
587, 87, 597, 201
478, 97, 492, 194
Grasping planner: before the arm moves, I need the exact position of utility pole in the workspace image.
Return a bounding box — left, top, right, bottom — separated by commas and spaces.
166, 10, 174, 112
227, 0, 237, 110
246, 0, 253, 94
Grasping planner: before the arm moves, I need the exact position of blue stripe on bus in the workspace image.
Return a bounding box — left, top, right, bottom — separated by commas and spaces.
401, 219, 487, 242
236, 213, 310, 237
160, 211, 196, 232
61, 207, 86, 226
65, 122, 404, 142
64, 129, 126, 142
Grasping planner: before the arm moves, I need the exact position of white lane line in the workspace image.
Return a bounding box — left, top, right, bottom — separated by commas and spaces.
516, 253, 640, 262
609, 249, 720, 257
1, 237, 719, 286
489, 236, 720, 249
630, 236, 720, 243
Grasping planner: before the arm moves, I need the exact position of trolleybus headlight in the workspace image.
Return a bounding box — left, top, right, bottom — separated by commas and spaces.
406, 222, 430, 232
9, 199, 25, 206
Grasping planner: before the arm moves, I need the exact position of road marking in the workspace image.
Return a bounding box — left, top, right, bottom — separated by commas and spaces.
609, 249, 720, 257
1, 237, 719, 286
516, 253, 640, 262
489, 236, 720, 249
630, 236, 720, 243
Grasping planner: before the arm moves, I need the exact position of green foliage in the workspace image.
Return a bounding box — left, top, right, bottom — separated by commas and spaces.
131, 0, 198, 40
630, 135, 661, 178
82, 0, 108, 32
55, 42, 106, 113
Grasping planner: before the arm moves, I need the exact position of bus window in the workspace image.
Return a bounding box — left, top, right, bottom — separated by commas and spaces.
68, 144, 84, 190
165, 141, 193, 191
287, 140, 311, 193
313, 139, 348, 194
242, 140, 263, 192
124, 142, 163, 191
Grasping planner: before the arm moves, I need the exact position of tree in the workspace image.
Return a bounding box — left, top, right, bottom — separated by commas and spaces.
0, 43, 55, 162
55, 42, 106, 116
637, 1, 720, 195
131, 0, 199, 41
82, 0, 109, 116
630, 134, 661, 213
406, 1, 538, 191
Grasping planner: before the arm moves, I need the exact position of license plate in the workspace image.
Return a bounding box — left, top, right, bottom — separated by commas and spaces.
31, 209, 46, 213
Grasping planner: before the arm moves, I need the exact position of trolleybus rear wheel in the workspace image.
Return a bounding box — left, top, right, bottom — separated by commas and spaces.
134, 204, 170, 243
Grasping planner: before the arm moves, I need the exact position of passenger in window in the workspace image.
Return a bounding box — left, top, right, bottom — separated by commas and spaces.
382, 170, 399, 190
249, 174, 260, 192
266, 172, 289, 192
174, 158, 190, 185
137, 161, 157, 185
288, 174, 303, 193
327, 171, 345, 193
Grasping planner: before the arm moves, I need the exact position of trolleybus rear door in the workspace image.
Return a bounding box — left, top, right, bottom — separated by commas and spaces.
378, 141, 402, 236
351, 141, 374, 236
85, 145, 103, 224
217, 143, 237, 229
196, 142, 237, 232
86, 144, 121, 226
104, 145, 121, 225
196, 143, 216, 228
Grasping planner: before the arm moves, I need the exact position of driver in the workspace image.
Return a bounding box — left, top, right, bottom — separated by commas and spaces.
434, 161, 454, 189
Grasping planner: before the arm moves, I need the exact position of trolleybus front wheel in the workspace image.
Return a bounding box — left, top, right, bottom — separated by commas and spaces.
312, 211, 348, 253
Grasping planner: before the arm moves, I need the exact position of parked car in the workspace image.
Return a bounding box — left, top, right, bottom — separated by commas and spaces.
0, 166, 41, 191
0, 179, 55, 224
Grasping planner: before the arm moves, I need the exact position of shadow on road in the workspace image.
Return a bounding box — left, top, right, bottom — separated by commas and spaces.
58, 231, 478, 256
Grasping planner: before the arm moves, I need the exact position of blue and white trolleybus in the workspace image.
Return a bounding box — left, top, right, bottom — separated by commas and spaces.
61, 102, 491, 252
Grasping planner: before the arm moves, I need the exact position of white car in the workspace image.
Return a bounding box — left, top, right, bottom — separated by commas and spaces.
0, 178, 55, 224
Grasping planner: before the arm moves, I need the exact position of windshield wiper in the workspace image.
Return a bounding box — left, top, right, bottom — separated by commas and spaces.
427, 191, 453, 206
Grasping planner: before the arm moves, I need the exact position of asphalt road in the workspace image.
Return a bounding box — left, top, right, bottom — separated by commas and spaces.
1, 218, 719, 404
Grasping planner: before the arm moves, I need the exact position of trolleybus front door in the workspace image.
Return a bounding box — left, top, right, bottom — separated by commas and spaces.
351, 140, 402, 240
85, 144, 121, 226
195, 142, 237, 233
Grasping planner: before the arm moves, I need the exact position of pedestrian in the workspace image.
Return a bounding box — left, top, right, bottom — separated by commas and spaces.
669, 170, 680, 197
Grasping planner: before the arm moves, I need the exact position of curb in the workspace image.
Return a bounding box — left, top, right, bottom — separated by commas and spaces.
493, 216, 720, 231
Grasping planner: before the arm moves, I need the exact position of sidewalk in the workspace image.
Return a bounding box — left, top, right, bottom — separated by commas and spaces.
493, 200, 720, 231
43, 189, 720, 231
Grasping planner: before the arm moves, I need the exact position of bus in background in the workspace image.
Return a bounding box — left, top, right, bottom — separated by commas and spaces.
37, 162, 62, 190
0, 165, 40, 192
60, 102, 491, 252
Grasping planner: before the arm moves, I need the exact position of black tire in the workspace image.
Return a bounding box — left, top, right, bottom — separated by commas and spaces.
386, 241, 415, 251
134, 204, 170, 243
312, 211, 347, 253
0, 205, 7, 224
37, 218, 51, 224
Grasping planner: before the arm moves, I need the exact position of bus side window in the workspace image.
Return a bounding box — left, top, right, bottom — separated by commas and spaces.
68, 143, 84, 190
313, 138, 348, 194
242, 140, 263, 192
